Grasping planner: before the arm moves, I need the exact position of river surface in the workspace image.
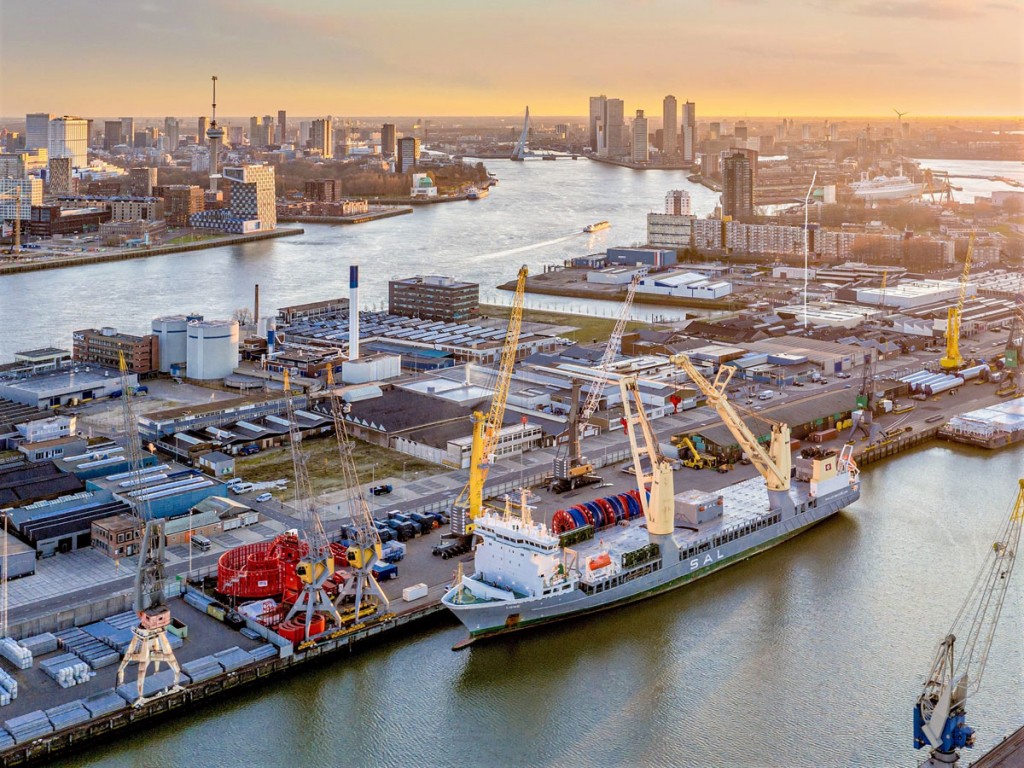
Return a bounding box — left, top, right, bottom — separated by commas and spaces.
56, 442, 1024, 768
5, 157, 1023, 767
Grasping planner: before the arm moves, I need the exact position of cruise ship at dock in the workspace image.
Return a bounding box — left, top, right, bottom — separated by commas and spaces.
443, 368, 861, 643
849, 172, 922, 201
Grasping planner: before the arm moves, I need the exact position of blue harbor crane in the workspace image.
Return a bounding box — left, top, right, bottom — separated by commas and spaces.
913, 479, 1023, 766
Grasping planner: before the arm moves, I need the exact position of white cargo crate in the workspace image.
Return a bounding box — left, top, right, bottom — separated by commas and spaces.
402, 583, 429, 602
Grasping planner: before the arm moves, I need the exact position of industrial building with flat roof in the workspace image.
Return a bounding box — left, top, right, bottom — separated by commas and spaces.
0, 367, 136, 409
388, 275, 480, 322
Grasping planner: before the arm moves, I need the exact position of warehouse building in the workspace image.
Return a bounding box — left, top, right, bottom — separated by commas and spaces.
0, 367, 135, 409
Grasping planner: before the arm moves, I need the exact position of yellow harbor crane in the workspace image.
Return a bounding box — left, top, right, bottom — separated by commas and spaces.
444, 266, 528, 548
940, 234, 975, 370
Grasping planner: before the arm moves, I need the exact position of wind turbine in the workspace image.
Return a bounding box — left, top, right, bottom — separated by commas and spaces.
894, 108, 908, 176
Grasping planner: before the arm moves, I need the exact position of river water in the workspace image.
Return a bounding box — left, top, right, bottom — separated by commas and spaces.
0, 159, 720, 361
58, 442, 1024, 768
5, 158, 1023, 767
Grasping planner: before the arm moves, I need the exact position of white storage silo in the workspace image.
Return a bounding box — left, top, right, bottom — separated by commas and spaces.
152, 315, 189, 373
186, 319, 239, 380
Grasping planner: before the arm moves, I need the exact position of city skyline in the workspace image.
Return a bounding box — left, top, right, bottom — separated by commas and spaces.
2, 0, 1021, 118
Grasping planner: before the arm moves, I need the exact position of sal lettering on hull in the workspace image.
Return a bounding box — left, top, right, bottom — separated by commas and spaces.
690, 550, 724, 570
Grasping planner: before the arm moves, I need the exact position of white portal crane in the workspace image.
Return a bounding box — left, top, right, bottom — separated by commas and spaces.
914, 478, 1023, 766
114, 353, 182, 706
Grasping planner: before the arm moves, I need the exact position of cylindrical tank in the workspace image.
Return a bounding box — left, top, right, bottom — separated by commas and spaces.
925, 377, 964, 396
959, 364, 988, 381
152, 316, 189, 373
186, 319, 239, 380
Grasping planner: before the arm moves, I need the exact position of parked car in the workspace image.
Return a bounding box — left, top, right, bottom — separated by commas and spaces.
370, 484, 393, 496
240, 445, 260, 456
255, 492, 273, 503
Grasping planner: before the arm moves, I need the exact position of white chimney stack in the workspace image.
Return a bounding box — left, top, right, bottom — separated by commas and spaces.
349, 264, 360, 360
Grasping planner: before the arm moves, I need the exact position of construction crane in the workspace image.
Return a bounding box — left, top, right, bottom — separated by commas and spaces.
282, 395, 342, 638
996, 289, 1024, 397
549, 275, 639, 492
323, 367, 388, 621
114, 353, 182, 706
671, 354, 793, 511
847, 351, 881, 444
618, 375, 677, 543
940, 234, 975, 370
447, 265, 528, 542
914, 479, 1024, 766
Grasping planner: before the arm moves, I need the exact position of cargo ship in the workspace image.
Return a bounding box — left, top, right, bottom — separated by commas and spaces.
583, 221, 610, 233
443, 391, 860, 643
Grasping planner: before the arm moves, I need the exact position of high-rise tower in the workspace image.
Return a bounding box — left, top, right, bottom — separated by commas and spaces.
206, 76, 225, 192
662, 96, 678, 157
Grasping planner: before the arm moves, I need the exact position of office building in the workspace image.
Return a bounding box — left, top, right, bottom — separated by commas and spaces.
735, 121, 748, 141
682, 101, 696, 163
29, 205, 110, 237
25, 113, 53, 151
722, 151, 754, 220
397, 136, 420, 173
304, 179, 341, 202
310, 118, 333, 158
48, 116, 89, 168
198, 116, 208, 145
389, 275, 480, 322
0, 153, 27, 179
128, 166, 157, 197
277, 110, 287, 144
190, 164, 276, 233
589, 95, 607, 152
0, 178, 43, 219
381, 123, 397, 156
164, 117, 180, 151
73, 327, 159, 375
605, 99, 625, 158
110, 198, 163, 222
228, 125, 243, 146
709, 122, 721, 141
631, 110, 649, 164
47, 157, 74, 195
261, 116, 274, 146
160, 185, 205, 227
647, 213, 695, 249
662, 95, 678, 156
665, 189, 692, 215
119, 117, 135, 146
103, 120, 123, 151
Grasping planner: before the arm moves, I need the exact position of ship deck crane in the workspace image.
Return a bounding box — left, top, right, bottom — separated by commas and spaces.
550, 275, 640, 492
323, 367, 389, 621
282, 395, 342, 639
914, 479, 1024, 766
618, 375, 677, 551
671, 355, 794, 511
448, 265, 528, 541
940, 234, 975, 371
114, 353, 182, 706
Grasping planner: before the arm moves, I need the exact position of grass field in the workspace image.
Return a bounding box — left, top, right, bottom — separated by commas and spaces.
478, 305, 646, 345
235, 433, 443, 497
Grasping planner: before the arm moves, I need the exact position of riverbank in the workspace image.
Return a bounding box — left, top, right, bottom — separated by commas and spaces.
0, 228, 303, 277
497, 270, 745, 312
588, 155, 695, 171
278, 206, 412, 225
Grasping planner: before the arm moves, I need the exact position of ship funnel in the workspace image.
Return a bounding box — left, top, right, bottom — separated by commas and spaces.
349, 264, 360, 360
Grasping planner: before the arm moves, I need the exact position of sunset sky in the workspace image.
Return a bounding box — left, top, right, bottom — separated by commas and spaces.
2, 0, 1022, 118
